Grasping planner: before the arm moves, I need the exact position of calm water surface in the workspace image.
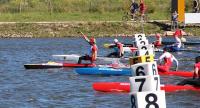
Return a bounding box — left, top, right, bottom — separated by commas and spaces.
0, 36, 199, 108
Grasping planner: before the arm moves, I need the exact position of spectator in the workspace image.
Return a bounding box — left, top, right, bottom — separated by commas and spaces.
139, 0, 146, 20
172, 11, 178, 30
130, 1, 139, 20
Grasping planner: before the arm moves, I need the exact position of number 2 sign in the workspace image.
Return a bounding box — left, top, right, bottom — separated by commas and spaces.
134, 34, 146, 41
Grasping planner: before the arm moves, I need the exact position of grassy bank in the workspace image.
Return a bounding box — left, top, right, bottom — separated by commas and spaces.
0, 21, 199, 38
0, 0, 185, 21
0, 12, 124, 22
0, 0, 198, 37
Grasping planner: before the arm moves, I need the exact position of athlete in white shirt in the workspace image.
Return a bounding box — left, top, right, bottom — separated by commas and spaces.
157, 50, 178, 72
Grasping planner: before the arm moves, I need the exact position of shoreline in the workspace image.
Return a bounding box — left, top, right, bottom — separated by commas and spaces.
0, 21, 199, 38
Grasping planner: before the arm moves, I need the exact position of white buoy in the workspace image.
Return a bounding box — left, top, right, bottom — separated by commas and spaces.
130, 61, 158, 76
135, 39, 149, 47
134, 34, 146, 41
129, 75, 160, 93
135, 49, 154, 56
130, 91, 166, 108
129, 55, 154, 66
137, 44, 154, 50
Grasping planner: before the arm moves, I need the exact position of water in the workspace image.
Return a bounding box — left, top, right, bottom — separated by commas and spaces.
0, 37, 199, 108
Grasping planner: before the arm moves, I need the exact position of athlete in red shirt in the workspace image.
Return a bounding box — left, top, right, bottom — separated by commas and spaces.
174, 29, 182, 37
78, 33, 98, 64
107, 39, 124, 58
193, 56, 200, 79
177, 56, 200, 86
153, 33, 162, 48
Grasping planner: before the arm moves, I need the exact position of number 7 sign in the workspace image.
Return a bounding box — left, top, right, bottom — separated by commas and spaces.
129, 75, 160, 93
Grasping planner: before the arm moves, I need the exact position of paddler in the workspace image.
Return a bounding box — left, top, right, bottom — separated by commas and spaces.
78, 33, 98, 64
193, 56, 200, 79
177, 56, 200, 86
157, 49, 178, 72
174, 28, 187, 42
107, 39, 124, 58
152, 33, 162, 48
163, 30, 182, 52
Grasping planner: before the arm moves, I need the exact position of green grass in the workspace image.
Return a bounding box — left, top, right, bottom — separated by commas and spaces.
0, 0, 198, 37
0, 0, 194, 22
0, 0, 187, 22
0, 11, 173, 22
0, 12, 126, 22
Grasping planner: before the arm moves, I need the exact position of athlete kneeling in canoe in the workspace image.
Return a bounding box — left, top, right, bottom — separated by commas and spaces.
152, 33, 162, 48
163, 30, 182, 52
78, 33, 98, 64
193, 56, 200, 79
157, 49, 178, 72
174, 29, 187, 42
107, 39, 124, 58
177, 56, 200, 86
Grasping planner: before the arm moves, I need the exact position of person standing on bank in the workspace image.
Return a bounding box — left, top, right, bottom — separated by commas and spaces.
172, 11, 178, 30
130, 1, 139, 20
139, 0, 146, 21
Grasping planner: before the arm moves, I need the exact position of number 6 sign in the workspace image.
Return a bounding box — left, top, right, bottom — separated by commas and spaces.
130, 62, 158, 76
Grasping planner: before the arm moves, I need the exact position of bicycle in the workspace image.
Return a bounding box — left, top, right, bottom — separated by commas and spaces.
122, 11, 139, 22
122, 11, 148, 22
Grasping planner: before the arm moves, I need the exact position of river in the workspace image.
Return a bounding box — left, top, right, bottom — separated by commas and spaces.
0, 36, 199, 108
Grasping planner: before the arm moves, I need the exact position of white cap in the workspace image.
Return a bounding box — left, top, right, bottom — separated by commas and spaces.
114, 39, 118, 43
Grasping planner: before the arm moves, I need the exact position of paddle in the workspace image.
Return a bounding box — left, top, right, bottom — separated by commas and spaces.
103, 43, 116, 48
180, 49, 200, 53
78, 31, 90, 43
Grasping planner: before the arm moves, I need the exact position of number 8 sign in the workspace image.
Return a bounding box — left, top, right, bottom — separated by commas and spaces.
130, 91, 166, 108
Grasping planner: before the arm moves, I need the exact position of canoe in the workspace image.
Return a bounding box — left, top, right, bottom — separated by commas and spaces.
75, 67, 193, 77
103, 43, 134, 48
24, 62, 96, 69
162, 41, 200, 45
93, 82, 200, 93
123, 47, 137, 52
75, 67, 131, 76
163, 46, 200, 53
24, 63, 63, 69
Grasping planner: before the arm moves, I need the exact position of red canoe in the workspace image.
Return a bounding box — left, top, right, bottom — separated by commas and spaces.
93, 82, 200, 93
63, 63, 96, 67
158, 71, 193, 77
